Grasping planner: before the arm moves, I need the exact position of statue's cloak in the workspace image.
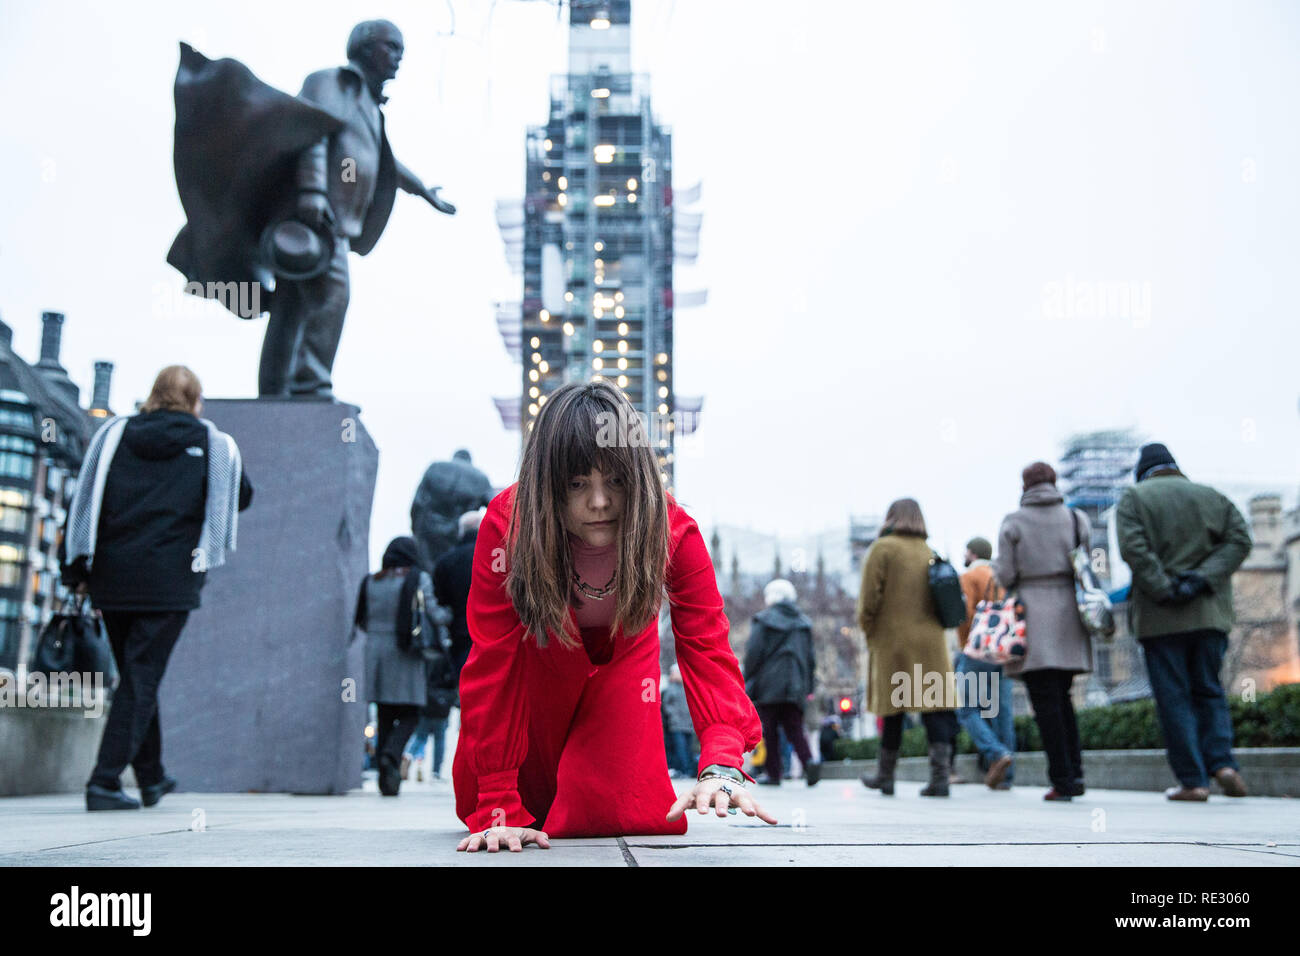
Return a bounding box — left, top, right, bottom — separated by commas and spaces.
165, 42, 342, 317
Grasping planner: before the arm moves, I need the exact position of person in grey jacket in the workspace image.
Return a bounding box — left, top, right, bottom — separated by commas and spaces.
357, 536, 437, 796
993, 462, 1092, 801
661, 664, 695, 778
742, 579, 822, 786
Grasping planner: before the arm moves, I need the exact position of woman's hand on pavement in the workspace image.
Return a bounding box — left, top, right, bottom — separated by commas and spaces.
666, 775, 778, 825
457, 826, 550, 853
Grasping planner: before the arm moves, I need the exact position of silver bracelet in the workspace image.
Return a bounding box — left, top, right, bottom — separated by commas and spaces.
699, 773, 747, 790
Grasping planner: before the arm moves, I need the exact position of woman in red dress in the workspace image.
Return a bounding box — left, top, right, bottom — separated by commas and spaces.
454, 381, 773, 852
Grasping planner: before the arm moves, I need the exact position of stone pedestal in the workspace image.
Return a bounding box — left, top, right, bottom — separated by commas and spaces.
157, 399, 376, 793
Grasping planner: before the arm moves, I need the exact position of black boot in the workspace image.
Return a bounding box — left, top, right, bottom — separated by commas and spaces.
378, 753, 400, 796
860, 748, 899, 796
920, 743, 952, 797
805, 762, 822, 787
87, 783, 140, 811
140, 776, 177, 808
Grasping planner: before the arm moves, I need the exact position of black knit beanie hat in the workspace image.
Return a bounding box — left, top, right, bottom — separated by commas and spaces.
1135, 443, 1178, 481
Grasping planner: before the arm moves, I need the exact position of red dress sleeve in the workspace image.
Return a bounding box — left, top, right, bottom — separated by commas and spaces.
458, 489, 533, 831
665, 495, 762, 778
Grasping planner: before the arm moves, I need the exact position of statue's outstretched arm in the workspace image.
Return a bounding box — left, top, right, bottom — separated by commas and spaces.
396, 158, 456, 215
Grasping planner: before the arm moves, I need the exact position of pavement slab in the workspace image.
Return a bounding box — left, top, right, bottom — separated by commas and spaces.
2, 775, 1295, 866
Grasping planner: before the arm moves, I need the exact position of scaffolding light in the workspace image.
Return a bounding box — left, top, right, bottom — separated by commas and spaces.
593, 194, 616, 206
628, 192, 637, 203
557, 193, 568, 207
563, 322, 575, 336
617, 322, 628, 336
594, 144, 616, 163
658, 403, 668, 414
544, 138, 553, 151
531, 352, 541, 363
593, 357, 604, 370
530, 336, 540, 348
529, 403, 538, 416
529, 386, 539, 398
617, 357, 628, 370
658, 386, 668, 398
540, 309, 550, 321
564, 292, 574, 302
539, 360, 549, 373
617, 340, 628, 353
542, 171, 551, 182
617, 375, 628, 387
594, 241, 604, 252
590, 17, 611, 30
529, 369, 539, 382
614, 306, 625, 319
627, 178, 637, 190
592, 88, 611, 98
593, 340, 604, 353
656, 352, 668, 364
558, 176, 568, 190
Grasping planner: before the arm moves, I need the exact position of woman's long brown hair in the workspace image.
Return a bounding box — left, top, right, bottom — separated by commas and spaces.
506, 380, 669, 649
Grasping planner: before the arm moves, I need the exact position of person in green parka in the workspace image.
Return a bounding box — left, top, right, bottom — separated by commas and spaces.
1116, 442, 1252, 802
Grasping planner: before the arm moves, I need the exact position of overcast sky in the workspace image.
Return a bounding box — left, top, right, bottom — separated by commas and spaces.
1, 0, 1297, 570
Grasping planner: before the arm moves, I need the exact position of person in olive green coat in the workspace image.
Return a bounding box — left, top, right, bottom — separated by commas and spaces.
857, 498, 956, 797
1116, 442, 1252, 802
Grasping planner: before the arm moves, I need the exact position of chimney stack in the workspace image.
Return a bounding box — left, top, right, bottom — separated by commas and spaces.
39, 311, 66, 369
91, 361, 114, 416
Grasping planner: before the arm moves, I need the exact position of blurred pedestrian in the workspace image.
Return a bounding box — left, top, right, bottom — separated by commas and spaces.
857, 498, 957, 797
955, 536, 1016, 789
819, 715, 843, 762
993, 462, 1091, 801
743, 579, 821, 787
661, 663, 696, 778
358, 536, 437, 796
62, 366, 253, 811
433, 508, 482, 676
1117, 443, 1252, 801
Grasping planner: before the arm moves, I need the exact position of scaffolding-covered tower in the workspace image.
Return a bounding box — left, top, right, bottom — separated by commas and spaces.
1059, 429, 1141, 586
494, 0, 704, 496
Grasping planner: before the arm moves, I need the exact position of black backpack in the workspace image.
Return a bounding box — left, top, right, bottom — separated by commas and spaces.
928, 551, 968, 628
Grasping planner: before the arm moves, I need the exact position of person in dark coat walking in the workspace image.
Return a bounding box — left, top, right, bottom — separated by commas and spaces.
433, 508, 482, 676
993, 462, 1091, 801
358, 535, 441, 796
743, 579, 822, 787
1117, 443, 1252, 801
661, 663, 696, 777
61, 366, 253, 811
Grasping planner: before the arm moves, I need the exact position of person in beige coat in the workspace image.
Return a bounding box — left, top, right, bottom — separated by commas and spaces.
992, 461, 1092, 801
857, 498, 958, 797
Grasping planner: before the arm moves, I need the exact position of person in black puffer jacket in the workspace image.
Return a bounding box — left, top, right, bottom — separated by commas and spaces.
742, 579, 821, 787
61, 366, 253, 812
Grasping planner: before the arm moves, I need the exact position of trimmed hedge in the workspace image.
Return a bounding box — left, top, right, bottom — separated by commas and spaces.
833, 683, 1300, 759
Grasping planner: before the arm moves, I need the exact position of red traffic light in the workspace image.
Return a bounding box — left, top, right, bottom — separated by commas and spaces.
838, 697, 853, 713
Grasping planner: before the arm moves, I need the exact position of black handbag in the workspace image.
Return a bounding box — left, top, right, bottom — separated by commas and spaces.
927, 551, 968, 629
31, 596, 118, 685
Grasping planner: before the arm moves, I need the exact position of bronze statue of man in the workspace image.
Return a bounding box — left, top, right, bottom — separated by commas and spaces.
166, 20, 453, 399
260, 20, 454, 398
